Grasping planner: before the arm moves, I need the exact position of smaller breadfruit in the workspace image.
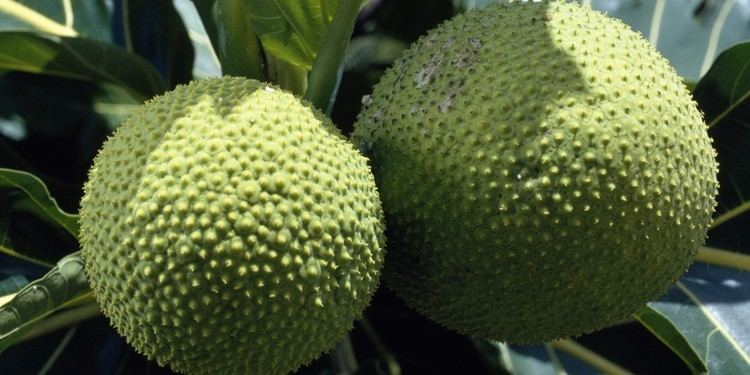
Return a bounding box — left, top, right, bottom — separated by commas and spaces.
352, 1, 718, 343
80, 77, 385, 375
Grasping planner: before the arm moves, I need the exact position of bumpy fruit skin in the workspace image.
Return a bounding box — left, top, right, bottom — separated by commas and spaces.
352, 1, 718, 343
80, 77, 385, 374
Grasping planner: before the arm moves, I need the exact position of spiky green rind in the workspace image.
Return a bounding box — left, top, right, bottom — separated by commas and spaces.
80, 77, 385, 374
352, 1, 717, 343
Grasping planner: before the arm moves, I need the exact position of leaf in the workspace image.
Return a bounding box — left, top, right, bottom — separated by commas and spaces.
246, 0, 340, 69
344, 35, 407, 71
92, 83, 140, 131
692, 42, 750, 251
0, 31, 167, 100
633, 306, 708, 374
457, 0, 750, 81
172, 0, 221, 78
0, 168, 78, 267
123, 0, 195, 87
212, 0, 265, 80
0, 0, 111, 41
474, 339, 622, 375
0, 252, 91, 353
648, 261, 750, 374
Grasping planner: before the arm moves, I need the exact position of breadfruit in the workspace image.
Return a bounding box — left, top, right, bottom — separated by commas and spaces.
80, 77, 385, 374
352, 1, 718, 343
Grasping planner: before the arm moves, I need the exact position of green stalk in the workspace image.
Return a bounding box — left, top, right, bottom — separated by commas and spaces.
695, 246, 750, 271
305, 0, 362, 113
551, 339, 633, 375
214, 0, 265, 80
268, 56, 308, 96
358, 318, 401, 374
330, 334, 359, 374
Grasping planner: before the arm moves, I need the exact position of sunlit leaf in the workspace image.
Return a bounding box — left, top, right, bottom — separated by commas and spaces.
0, 31, 167, 100
0, 0, 110, 41
173, 0, 221, 78
246, 0, 340, 69
633, 306, 707, 374
648, 261, 750, 374
0, 252, 91, 353
0, 168, 78, 267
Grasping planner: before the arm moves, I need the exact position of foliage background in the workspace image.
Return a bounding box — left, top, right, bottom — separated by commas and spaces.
0, 0, 748, 374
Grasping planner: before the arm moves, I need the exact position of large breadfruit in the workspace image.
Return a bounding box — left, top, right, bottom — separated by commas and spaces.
352, 1, 718, 343
80, 77, 385, 374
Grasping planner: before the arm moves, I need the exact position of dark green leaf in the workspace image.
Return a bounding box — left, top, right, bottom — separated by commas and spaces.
0, 31, 167, 100
633, 306, 707, 374
693, 41, 750, 251
648, 261, 750, 374
0, 0, 111, 41
0, 168, 78, 267
693, 42, 750, 244
123, 0, 194, 87
0, 252, 91, 353
246, 0, 340, 69
344, 35, 407, 71
305, 0, 363, 111
212, 0, 264, 80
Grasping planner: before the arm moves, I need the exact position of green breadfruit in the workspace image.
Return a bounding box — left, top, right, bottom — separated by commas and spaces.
352, 1, 718, 343
80, 77, 385, 374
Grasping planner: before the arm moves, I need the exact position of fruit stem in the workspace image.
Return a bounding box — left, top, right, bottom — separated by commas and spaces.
0, 245, 55, 268
551, 339, 633, 375
37, 326, 77, 374
305, 0, 362, 113
15, 302, 101, 343
710, 201, 750, 229
330, 334, 359, 374
695, 246, 750, 271
358, 318, 401, 374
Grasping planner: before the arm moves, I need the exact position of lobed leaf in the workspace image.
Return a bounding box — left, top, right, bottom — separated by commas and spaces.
648, 262, 750, 374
